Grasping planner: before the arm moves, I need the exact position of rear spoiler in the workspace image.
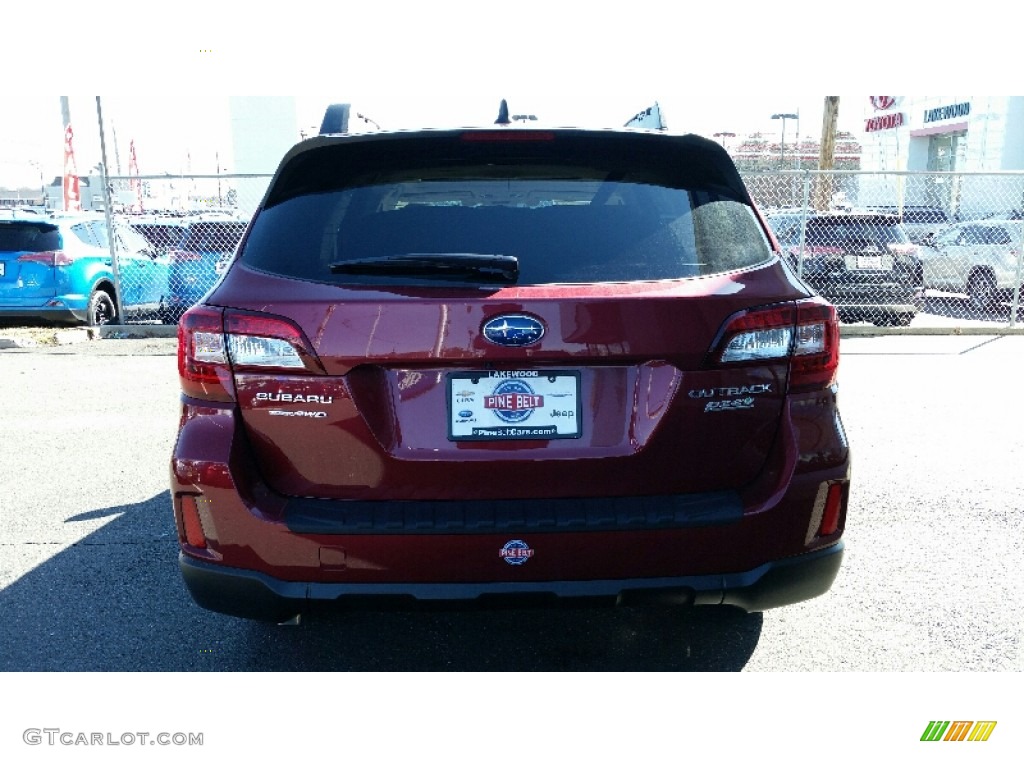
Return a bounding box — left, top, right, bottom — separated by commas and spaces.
319, 104, 351, 135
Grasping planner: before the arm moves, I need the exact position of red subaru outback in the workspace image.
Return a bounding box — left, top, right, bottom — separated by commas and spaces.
171, 114, 849, 621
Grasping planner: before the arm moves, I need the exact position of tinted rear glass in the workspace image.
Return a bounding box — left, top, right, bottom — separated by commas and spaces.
133, 223, 188, 249
0, 222, 60, 252
179, 223, 247, 252
903, 209, 947, 224
805, 219, 909, 247
241, 135, 771, 286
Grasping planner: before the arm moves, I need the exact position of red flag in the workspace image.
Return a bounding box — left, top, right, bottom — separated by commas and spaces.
63, 124, 81, 212
129, 140, 143, 213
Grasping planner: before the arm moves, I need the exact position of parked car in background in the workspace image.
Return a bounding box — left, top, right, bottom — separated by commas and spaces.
126, 214, 190, 257
918, 219, 1024, 311
862, 205, 950, 245
767, 211, 922, 326
161, 214, 248, 324
171, 113, 849, 622
0, 210, 168, 326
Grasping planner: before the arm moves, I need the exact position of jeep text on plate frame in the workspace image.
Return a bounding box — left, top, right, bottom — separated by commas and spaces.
446, 370, 582, 441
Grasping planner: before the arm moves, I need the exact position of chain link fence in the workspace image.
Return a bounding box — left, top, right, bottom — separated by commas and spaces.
745, 170, 1024, 329
103, 170, 1024, 331
104, 174, 270, 324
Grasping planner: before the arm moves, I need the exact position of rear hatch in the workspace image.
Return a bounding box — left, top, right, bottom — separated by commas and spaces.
198, 130, 817, 501
0, 219, 62, 303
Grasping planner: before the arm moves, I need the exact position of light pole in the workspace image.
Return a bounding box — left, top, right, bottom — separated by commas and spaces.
29, 160, 45, 208
713, 131, 736, 151
771, 113, 798, 169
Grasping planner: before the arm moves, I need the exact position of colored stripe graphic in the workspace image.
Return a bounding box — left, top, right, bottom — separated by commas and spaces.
968, 722, 997, 742
944, 721, 973, 741
921, 721, 996, 742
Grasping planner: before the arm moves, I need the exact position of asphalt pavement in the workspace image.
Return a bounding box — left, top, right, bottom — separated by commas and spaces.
0, 328, 1022, 671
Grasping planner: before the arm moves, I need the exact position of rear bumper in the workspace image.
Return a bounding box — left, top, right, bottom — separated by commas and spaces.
180, 542, 844, 621
0, 304, 87, 323
811, 282, 922, 316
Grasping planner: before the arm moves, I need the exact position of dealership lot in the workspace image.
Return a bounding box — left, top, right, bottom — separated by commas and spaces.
0, 334, 1022, 671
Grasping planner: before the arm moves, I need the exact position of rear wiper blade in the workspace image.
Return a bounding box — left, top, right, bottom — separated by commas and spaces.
329, 253, 519, 283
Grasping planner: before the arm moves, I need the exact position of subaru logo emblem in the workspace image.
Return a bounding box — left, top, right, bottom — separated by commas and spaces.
482, 314, 545, 347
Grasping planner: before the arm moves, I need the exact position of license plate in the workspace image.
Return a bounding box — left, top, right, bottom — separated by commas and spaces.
447, 370, 582, 441
856, 254, 883, 270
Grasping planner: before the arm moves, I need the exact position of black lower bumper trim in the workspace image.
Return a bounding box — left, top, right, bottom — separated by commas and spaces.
179, 543, 844, 621
283, 491, 743, 535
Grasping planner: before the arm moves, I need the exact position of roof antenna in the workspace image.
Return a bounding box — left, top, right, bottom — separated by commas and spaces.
495, 99, 510, 125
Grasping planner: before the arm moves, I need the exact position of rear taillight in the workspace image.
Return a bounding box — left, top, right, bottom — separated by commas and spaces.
178, 306, 324, 402
888, 243, 918, 256
178, 306, 234, 401
710, 298, 839, 394
17, 250, 72, 266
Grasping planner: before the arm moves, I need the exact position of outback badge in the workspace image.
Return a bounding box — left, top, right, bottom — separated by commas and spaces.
482, 314, 545, 347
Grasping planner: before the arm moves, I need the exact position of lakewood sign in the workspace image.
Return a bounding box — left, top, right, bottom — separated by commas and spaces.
924, 102, 971, 123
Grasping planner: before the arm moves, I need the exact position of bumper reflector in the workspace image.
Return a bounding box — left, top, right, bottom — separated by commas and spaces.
179, 495, 208, 549
819, 484, 844, 537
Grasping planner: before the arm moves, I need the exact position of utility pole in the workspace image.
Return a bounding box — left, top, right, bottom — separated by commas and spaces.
815, 96, 840, 210
60, 96, 71, 131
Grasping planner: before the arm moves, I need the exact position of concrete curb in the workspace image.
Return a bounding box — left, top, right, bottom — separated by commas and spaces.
0, 324, 176, 349
95, 324, 178, 339
839, 325, 1024, 336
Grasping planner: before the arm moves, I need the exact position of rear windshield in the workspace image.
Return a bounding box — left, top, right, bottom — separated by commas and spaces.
805, 219, 910, 247
902, 209, 947, 224
0, 222, 61, 252
132, 223, 188, 250
241, 138, 772, 286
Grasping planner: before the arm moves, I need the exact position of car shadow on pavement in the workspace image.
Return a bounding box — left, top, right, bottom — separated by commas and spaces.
0, 492, 762, 672
924, 295, 1023, 323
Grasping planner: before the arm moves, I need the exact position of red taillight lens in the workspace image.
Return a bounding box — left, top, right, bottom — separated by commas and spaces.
17, 250, 71, 266
178, 306, 325, 402
178, 306, 234, 402
789, 299, 839, 392
710, 298, 839, 394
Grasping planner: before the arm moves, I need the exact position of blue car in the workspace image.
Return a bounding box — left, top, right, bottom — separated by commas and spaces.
0, 211, 169, 326
161, 217, 248, 324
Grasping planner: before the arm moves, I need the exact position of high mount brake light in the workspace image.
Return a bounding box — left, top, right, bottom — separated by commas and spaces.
460, 131, 556, 142
710, 298, 839, 393
178, 307, 324, 402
